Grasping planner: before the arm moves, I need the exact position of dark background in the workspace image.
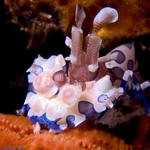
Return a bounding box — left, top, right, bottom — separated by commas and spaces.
0, 0, 69, 114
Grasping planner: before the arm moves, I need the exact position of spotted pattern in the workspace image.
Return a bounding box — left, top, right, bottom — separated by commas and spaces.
110, 50, 126, 64
29, 113, 61, 131
78, 101, 99, 119
26, 99, 104, 130
127, 59, 134, 70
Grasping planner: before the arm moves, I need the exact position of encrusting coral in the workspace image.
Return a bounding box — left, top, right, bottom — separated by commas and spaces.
0, 113, 133, 150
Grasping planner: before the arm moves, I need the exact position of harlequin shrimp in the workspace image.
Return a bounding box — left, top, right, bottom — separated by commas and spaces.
18, 5, 150, 133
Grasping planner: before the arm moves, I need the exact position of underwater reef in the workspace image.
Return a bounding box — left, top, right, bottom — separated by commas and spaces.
0, 113, 133, 150
0, 0, 150, 150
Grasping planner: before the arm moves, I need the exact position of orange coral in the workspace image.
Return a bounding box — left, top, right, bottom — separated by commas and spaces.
0, 113, 133, 150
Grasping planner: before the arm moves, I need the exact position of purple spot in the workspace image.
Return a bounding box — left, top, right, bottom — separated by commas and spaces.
78, 101, 99, 120
127, 60, 134, 70
125, 43, 132, 49
111, 50, 125, 64
110, 67, 124, 78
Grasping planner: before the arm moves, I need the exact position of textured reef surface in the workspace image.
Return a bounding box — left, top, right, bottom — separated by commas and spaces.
0, 113, 133, 150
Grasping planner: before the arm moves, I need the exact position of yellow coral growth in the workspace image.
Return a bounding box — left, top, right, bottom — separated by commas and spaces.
6, 0, 150, 46
41, 0, 150, 39
97, 0, 150, 39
